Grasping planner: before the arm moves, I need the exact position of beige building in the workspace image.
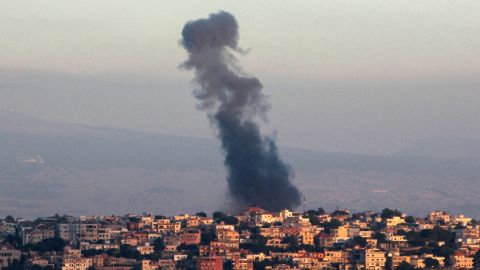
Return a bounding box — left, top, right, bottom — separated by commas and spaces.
260, 227, 285, 238
409, 254, 445, 269
299, 230, 314, 245
217, 229, 240, 243
22, 226, 55, 245
427, 211, 451, 224
61, 248, 93, 270
385, 217, 405, 228
98, 227, 112, 242
181, 229, 202, 245
359, 230, 374, 238
453, 215, 472, 226
423, 254, 445, 267
331, 225, 349, 243
80, 223, 100, 242
409, 255, 425, 269
61, 257, 93, 270
455, 225, 480, 246
215, 224, 235, 231
57, 223, 81, 244
324, 250, 349, 264
141, 259, 159, 270
137, 244, 155, 255
391, 254, 410, 269
266, 238, 286, 249
386, 235, 407, 242
0, 243, 21, 269
151, 219, 181, 234
258, 212, 275, 223
450, 252, 474, 270
0, 223, 16, 235
360, 249, 386, 270
234, 258, 253, 270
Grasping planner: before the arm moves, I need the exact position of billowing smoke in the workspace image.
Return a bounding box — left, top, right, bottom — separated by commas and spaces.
180, 11, 301, 211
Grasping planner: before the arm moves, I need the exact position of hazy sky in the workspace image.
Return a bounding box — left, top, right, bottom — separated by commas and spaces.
1, 0, 480, 154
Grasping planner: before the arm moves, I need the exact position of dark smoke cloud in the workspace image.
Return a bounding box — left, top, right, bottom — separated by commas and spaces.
181, 11, 301, 211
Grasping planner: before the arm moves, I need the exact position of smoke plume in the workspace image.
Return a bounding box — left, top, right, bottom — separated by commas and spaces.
181, 11, 301, 211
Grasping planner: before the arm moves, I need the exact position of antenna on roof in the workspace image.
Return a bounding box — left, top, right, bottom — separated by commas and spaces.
303, 193, 307, 213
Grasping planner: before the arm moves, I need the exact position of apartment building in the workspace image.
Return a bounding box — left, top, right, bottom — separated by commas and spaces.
0, 243, 21, 269
360, 249, 386, 270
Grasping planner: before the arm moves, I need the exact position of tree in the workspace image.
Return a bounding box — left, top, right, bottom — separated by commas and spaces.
5, 259, 23, 270
212, 211, 225, 220
195, 212, 207, 217
25, 238, 66, 253
317, 208, 326, 215
250, 234, 268, 253
405, 227, 456, 251
420, 229, 434, 239
200, 228, 216, 245
82, 249, 105, 257
223, 259, 234, 270
397, 261, 415, 270
332, 210, 349, 217
314, 235, 324, 250
129, 217, 141, 222
405, 216, 416, 224
352, 236, 367, 247
432, 227, 456, 245
282, 235, 299, 252
153, 237, 165, 252
305, 210, 323, 226
212, 212, 238, 225
373, 232, 387, 243
381, 208, 402, 219
5, 215, 15, 223
240, 234, 268, 253
298, 244, 315, 252
308, 216, 321, 226
30, 266, 44, 270
119, 244, 141, 260
406, 231, 426, 246
424, 258, 439, 269
474, 250, 480, 268
4, 234, 21, 246
175, 257, 196, 270
177, 243, 198, 255
373, 221, 386, 231
432, 245, 454, 265
306, 208, 325, 216
253, 259, 273, 270
320, 219, 341, 234
222, 216, 239, 225
142, 252, 161, 261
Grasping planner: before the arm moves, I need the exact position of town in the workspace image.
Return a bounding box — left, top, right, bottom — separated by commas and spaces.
1, 207, 479, 270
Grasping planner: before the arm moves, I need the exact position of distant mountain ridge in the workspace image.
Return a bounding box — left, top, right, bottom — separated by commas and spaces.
397, 136, 480, 160
0, 112, 479, 218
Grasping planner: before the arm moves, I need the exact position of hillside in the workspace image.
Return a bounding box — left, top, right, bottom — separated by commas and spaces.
1, 112, 479, 218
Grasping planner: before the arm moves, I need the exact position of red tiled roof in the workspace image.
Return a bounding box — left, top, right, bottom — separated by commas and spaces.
245, 206, 265, 213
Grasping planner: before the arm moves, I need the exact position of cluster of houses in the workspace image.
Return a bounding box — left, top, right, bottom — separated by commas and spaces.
0, 207, 479, 270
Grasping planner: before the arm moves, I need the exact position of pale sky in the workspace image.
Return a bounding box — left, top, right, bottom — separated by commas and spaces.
1, 0, 480, 154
